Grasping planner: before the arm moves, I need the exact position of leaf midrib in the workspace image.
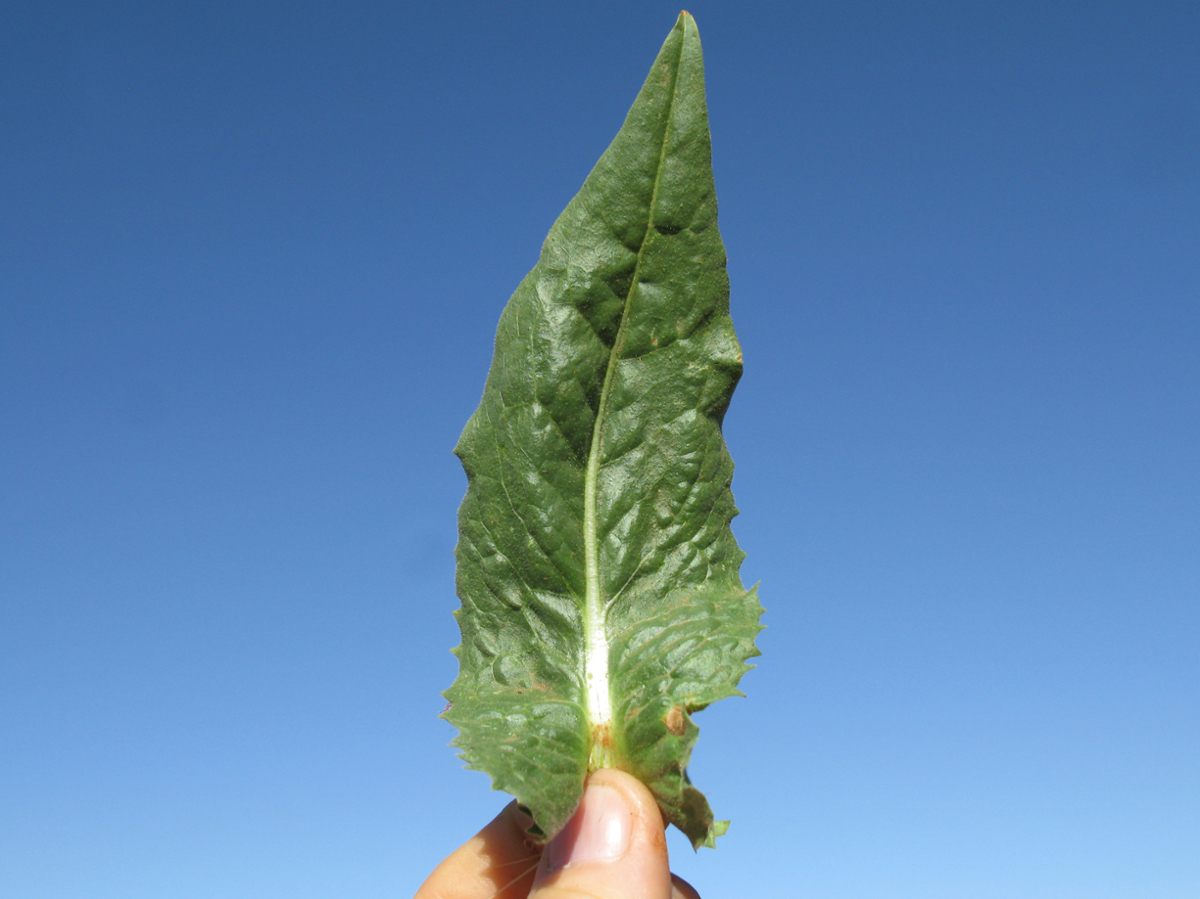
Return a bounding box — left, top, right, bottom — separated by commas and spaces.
581, 31, 686, 771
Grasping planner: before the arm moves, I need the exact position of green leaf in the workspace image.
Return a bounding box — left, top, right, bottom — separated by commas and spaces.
443, 11, 763, 851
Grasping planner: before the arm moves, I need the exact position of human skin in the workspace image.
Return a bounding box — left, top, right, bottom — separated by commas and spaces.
414, 768, 702, 899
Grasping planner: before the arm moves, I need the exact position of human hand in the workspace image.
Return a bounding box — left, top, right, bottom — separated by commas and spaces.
414, 768, 701, 899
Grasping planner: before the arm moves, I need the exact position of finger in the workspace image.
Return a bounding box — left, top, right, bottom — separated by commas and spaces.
671, 873, 703, 899
527, 768, 673, 899
414, 801, 542, 899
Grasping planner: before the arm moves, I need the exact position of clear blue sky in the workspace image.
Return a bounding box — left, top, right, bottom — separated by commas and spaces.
3, 1, 1197, 896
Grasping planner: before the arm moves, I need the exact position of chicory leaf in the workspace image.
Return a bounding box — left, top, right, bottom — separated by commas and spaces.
444, 11, 763, 850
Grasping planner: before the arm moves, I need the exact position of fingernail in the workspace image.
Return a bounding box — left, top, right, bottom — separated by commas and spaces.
546, 783, 633, 870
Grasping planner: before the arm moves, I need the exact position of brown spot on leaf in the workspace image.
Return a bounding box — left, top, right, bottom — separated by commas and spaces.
588, 722, 617, 772
664, 705, 687, 736
592, 722, 615, 750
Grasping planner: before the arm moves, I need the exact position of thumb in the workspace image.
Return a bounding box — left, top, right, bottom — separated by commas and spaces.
528, 768, 673, 899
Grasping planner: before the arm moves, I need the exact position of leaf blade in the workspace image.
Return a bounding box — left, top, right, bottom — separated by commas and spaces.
445, 12, 763, 849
